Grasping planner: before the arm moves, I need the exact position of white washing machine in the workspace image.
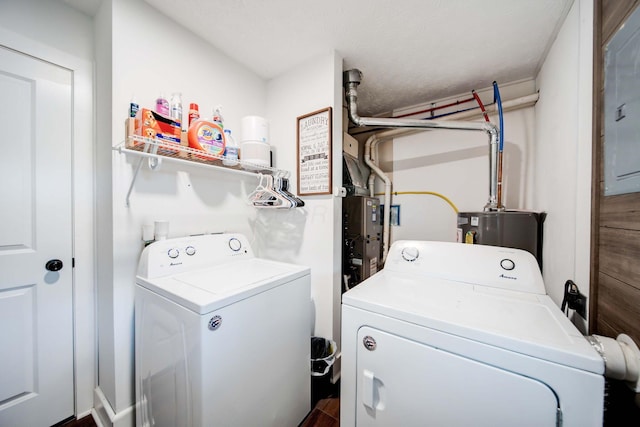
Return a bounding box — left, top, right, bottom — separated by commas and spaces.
135, 233, 311, 427
341, 240, 605, 427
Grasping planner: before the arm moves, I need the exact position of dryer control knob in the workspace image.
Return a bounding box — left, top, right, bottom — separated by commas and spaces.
185, 246, 196, 256
167, 248, 179, 259
228, 238, 242, 252
500, 258, 515, 271
401, 246, 419, 262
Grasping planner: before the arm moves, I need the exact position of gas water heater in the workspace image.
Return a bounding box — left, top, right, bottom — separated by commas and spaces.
457, 210, 546, 270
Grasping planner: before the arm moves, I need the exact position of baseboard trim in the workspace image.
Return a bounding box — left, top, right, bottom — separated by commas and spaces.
93, 388, 134, 427
90, 408, 104, 427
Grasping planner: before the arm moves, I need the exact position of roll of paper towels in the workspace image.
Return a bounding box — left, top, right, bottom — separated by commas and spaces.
241, 116, 269, 143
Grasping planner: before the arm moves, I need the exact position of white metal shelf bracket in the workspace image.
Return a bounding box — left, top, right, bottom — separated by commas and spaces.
113, 136, 288, 207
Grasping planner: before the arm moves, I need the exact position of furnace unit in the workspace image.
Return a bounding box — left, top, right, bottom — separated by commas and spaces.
343, 196, 382, 291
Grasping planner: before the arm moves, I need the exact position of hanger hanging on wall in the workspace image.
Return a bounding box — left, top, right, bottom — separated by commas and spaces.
248, 173, 305, 209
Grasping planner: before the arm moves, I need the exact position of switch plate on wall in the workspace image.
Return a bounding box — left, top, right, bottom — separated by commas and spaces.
381, 205, 401, 226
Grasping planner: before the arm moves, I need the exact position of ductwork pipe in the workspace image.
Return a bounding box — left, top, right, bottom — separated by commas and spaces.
587, 334, 640, 393
344, 69, 502, 212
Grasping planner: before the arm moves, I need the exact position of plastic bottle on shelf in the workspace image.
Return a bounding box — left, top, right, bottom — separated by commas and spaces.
129, 95, 139, 118
223, 129, 239, 166
155, 93, 169, 116
170, 92, 183, 125
126, 95, 139, 148
188, 103, 200, 128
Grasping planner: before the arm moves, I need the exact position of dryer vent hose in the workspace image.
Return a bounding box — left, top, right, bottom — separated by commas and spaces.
587, 334, 640, 393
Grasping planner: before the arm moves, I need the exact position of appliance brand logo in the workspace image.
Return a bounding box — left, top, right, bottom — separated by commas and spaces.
170, 262, 183, 266
499, 273, 517, 280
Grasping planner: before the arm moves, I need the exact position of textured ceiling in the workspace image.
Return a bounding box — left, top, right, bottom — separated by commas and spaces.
142, 0, 574, 116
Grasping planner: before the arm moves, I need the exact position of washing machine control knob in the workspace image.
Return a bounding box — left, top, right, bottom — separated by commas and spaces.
208, 315, 222, 331
228, 238, 242, 252
401, 246, 419, 262
185, 246, 196, 256
167, 248, 179, 259
500, 258, 515, 271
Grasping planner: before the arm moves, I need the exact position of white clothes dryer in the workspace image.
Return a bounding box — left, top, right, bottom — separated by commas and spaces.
135, 233, 310, 427
341, 240, 605, 427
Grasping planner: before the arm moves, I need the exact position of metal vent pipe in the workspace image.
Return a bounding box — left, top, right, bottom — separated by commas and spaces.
343, 69, 503, 211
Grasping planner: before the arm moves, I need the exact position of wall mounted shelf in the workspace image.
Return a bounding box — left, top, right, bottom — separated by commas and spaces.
113, 135, 286, 206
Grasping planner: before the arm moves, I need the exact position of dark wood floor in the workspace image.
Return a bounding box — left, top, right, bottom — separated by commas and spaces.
58, 414, 97, 427
57, 396, 340, 427
300, 396, 340, 427
59, 378, 640, 427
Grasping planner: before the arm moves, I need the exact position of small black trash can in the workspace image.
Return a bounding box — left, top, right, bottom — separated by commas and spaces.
310, 337, 337, 407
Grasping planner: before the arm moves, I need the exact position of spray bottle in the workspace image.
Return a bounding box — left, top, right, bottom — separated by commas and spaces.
223, 129, 239, 166
212, 105, 224, 128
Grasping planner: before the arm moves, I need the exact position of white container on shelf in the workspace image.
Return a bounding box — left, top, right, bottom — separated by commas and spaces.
240, 115, 270, 170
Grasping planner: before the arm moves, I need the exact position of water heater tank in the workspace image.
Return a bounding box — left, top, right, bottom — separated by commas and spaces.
457, 211, 546, 270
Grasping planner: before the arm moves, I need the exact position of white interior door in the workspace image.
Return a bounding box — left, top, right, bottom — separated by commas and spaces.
0, 45, 74, 426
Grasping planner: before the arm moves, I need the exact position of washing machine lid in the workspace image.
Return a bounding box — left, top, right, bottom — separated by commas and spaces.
342, 270, 604, 374
137, 258, 309, 314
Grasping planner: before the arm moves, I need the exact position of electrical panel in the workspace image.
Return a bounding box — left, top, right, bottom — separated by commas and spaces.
604, 5, 640, 196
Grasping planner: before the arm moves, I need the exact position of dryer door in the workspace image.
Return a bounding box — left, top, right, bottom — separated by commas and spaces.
356, 327, 559, 427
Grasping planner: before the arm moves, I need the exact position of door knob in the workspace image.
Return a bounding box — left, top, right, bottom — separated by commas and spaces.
45, 259, 63, 272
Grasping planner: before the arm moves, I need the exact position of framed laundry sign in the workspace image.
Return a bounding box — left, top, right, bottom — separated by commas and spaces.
297, 107, 333, 195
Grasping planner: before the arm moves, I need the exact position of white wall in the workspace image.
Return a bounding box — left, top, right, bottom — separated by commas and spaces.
535, 0, 593, 319
94, 0, 115, 418
265, 51, 344, 359
0, 0, 96, 418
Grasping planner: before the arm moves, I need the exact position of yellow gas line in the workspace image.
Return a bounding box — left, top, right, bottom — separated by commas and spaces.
375, 191, 459, 214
